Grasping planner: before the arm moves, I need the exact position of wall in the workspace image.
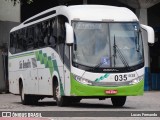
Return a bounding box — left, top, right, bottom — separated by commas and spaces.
0, 21, 19, 45
0, 52, 5, 92
0, 0, 20, 22
0, 0, 20, 92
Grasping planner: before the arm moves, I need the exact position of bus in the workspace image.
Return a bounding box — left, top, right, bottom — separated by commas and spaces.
9, 5, 154, 107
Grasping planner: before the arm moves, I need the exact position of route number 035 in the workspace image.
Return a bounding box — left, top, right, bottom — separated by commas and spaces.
115, 75, 127, 81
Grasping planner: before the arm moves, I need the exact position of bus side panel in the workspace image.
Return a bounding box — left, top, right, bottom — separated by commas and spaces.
9, 71, 19, 94
9, 47, 67, 96
31, 50, 52, 95
38, 68, 52, 95
9, 52, 39, 95
35, 48, 65, 96
25, 68, 38, 95
9, 57, 20, 94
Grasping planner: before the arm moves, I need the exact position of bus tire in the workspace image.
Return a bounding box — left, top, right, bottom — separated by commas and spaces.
71, 97, 81, 103
53, 82, 67, 107
111, 96, 126, 107
20, 83, 38, 105
20, 83, 29, 105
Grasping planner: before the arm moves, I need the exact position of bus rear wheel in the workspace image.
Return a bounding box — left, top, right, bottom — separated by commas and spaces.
20, 83, 29, 105
54, 82, 68, 107
20, 83, 38, 105
111, 96, 126, 107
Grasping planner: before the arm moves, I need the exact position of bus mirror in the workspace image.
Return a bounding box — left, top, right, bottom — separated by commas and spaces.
140, 24, 155, 44
65, 23, 74, 45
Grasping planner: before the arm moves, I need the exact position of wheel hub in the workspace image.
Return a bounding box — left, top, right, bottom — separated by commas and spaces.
56, 86, 61, 100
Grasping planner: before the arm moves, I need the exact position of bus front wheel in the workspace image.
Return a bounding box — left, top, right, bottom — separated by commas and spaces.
111, 96, 126, 107
53, 82, 67, 106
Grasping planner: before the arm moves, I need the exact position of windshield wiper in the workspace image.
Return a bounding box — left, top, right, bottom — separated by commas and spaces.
113, 35, 130, 69
91, 35, 130, 71
91, 61, 107, 70
113, 35, 117, 67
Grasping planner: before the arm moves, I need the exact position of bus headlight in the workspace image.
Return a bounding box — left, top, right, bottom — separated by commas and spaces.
129, 75, 144, 85
73, 74, 92, 85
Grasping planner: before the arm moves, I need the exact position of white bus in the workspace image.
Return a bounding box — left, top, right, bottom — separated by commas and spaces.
9, 5, 154, 107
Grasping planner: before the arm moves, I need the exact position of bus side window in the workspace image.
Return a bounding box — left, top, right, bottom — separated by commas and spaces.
16, 30, 23, 53
22, 28, 27, 51
20, 29, 25, 52
57, 15, 69, 63
10, 32, 16, 54
34, 23, 41, 48
58, 16, 68, 44
26, 27, 34, 50
49, 18, 57, 47
38, 21, 47, 47
21, 29, 25, 51
23, 28, 28, 51
43, 20, 50, 46
38, 23, 44, 47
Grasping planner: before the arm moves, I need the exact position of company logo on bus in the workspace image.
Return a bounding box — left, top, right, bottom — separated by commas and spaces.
105, 90, 118, 94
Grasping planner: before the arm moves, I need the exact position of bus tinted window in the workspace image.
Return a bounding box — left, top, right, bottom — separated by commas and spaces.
25, 27, 34, 50
36, 17, 57, 48
49, 18, 57, 47
34, 23, 42, 48
10, 32, 16, 54
58, 16, 68, 44
16, 30, 24, 53
10, 17, 58, 54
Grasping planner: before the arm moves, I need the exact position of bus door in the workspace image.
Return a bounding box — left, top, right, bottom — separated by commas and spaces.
63, 44, 71, 95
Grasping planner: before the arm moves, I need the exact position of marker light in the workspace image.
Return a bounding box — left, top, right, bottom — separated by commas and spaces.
129, 75, 144, 85
73, 74, 92, 85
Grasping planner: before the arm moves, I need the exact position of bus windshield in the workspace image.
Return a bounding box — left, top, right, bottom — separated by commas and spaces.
72, 21, 144, 70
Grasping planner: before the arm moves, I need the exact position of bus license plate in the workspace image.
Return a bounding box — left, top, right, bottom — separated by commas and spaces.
105, 90, 118, 94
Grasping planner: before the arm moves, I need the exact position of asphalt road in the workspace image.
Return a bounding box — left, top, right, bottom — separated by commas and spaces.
0, 92, 160, 120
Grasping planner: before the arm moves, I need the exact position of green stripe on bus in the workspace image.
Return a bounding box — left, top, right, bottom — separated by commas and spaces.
35, 50, 64, 96
9, 52, 35, 59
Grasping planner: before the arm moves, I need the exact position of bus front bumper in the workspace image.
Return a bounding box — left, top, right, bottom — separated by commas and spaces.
70, 75, 144, 96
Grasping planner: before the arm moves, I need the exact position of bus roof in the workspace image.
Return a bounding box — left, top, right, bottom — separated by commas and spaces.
10, 5, 138, 32
62, 5, 138, 22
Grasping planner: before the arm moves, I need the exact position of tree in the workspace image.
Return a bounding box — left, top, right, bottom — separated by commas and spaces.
6, 0, 86, 6
6, 0, 34, 5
